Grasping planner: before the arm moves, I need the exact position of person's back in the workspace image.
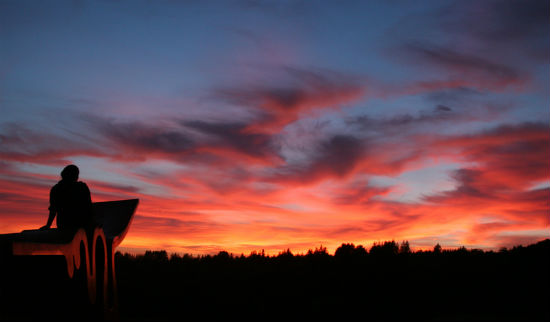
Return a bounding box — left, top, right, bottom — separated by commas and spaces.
49, 180, 92, 230
41, 165, 92, 233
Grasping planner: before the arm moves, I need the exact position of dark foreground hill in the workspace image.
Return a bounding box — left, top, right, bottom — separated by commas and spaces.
116, 239, 550, 321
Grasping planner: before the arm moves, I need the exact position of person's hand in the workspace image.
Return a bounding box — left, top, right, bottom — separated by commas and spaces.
39, 225, 51, 231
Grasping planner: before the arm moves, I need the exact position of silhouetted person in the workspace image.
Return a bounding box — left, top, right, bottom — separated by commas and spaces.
40, 165, 92, 233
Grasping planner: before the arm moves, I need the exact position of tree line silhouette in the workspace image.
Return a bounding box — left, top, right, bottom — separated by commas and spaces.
115, 239, 549, 321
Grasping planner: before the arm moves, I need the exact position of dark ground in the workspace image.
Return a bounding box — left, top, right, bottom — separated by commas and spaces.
115, 239, 550, 321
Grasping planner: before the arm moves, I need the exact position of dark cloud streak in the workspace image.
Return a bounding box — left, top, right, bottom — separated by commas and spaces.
183, 120, 276, 159
270, 134, 365, 184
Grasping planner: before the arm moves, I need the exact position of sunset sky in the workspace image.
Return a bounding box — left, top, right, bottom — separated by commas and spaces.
1, 0, 548, 255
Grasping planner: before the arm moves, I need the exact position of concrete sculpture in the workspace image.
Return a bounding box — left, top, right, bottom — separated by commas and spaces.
0, 199, 139, 321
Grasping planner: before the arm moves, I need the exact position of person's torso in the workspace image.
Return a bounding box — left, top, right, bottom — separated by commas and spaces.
52, 181, 91, 229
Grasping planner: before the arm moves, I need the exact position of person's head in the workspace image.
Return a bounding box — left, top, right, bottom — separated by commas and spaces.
61, 164, 79, 182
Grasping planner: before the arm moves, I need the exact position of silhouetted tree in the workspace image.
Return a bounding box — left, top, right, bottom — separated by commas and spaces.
433, 243, 442, 254
214, 251, 231, 263
249, 249, 266, 258
307, 245, 329, 257
278, 248, 294, 259
335, 243, 356, 258
143, 250, 168, 262
399, 241, 411, 254
334, 243, 368, 261
354, 245, 367, 256
370, 240, 399, 256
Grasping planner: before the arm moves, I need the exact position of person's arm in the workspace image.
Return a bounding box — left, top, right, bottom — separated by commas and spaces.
40, 186, 57, 230
40, 210, 56, 230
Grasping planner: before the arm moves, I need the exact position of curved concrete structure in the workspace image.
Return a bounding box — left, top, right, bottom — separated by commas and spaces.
0, 199, 138, 320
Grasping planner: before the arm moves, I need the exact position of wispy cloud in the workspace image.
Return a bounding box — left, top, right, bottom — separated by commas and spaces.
214, 66, 365, 133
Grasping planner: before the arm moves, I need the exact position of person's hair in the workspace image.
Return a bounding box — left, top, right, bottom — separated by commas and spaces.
61, 164, 79, 182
